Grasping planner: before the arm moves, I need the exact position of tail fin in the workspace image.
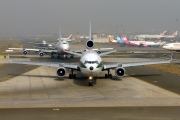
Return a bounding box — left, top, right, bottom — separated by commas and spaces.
89, 21, 92, 41
173, 31, 178, 36
108, 35, 114, 42
160, 31, 168, 35
121, 35, 128, 41
68, 34, 72, 39
116, 35, 121, 40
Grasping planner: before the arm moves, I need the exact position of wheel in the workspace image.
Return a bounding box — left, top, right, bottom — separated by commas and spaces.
109, 74, 112, 78
88, 81, 94, 86
69, 74, 72, 79
73, 74, 76, 79
105, 74, 108, 78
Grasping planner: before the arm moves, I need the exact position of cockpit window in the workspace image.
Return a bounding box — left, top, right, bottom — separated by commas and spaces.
84, 61, 99, 64
62, 42, 67, 44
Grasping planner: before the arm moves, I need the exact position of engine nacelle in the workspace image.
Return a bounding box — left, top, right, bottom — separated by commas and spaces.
97, 50, 101, 54
56, 67, 66, 77
115, 67, 125, 77
39, 52, 44, 57
48, 44, 53, 48
22, 50, 28, 55
86, 40, 94, 49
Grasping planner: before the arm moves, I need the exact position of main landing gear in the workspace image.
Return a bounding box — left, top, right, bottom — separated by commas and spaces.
105, 69, 112, 78
69, 69, 76, 79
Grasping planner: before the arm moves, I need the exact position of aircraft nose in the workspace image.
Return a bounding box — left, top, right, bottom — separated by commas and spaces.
89, 66, 94, 71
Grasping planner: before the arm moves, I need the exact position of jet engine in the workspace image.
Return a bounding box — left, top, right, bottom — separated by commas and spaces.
39, 52, 44, 57
22, 50, 28, 55
56, 67, 66, 77
48, 44, 53, 49
86, 40, 94, 49
97, 50, 101, 54
115, 67, 125, 77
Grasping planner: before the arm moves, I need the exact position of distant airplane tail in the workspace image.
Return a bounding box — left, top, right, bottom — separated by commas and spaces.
115, 35, 124, 44
121, 35, 130, 44
108, 35, 114, 42
160, 31, 168, 35
173, 31, 178, 36
115, 35, 120, 40
68, 34, 72, 39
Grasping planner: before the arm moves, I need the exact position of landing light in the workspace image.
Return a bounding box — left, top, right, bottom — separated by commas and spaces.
89, 76, 93, 80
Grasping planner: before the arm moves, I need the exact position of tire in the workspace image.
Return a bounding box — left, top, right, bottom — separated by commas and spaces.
109, 74, 112, 79
69, 74, 72, 79
73, 74, 76, 79
105, 74, 108, 78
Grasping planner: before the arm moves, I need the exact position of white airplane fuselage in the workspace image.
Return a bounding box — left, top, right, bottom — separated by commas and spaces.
79, 50, 103, 77
163, 43, 180, 51
55, 40, 70, 54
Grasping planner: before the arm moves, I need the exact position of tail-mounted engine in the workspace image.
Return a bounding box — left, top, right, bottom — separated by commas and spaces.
22, 50, 28, 55
115, 67, 125, 77
86, 40, 94, 49
56, 67, 66, 77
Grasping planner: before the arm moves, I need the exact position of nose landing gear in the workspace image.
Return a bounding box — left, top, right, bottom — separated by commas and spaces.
88, 81, 94, 86
105, 69, 112, 79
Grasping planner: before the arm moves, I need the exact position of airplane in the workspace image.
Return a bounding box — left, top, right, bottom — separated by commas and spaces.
58, 34, 73, 41
134, 31, 178, 40
162, 43, 180, 52
121, 36, 164, 47
163, 31, 178, 39
9, 30, 72, 59
121, 36, 147, 47
9, 22, 172, 86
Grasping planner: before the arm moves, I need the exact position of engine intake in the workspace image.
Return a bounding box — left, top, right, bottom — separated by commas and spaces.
22, 50, 28, 55
39, 52, 44, 57
115, 67, 125, 77
97, 51, 101, 54
86, 40, 94, 49
56, 67, 66, 77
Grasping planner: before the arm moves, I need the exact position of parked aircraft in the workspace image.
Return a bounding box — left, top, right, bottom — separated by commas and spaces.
163, 43, 180, 52
122, 36, 165, 47
134, 31, 178, 40
9, 30, 72, 59
58, 34, 73, 41
9, 22, 172, 86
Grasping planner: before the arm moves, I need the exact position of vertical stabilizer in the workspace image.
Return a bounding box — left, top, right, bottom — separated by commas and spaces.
86, 21, 94, 49
59, 27, 61, 41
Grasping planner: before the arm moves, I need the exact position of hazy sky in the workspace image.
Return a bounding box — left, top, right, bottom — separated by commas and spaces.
0, 0, 180, 37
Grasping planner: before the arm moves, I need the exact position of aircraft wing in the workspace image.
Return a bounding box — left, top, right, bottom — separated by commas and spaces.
9, 48, 58, 53
103, 56, 172, 70
9, 48, 40, 52
92, 48, 113, 51
9, 58, 79, 70
39, 49, 58, 53
99, 50, 117, 56
64, 51, 82, 57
